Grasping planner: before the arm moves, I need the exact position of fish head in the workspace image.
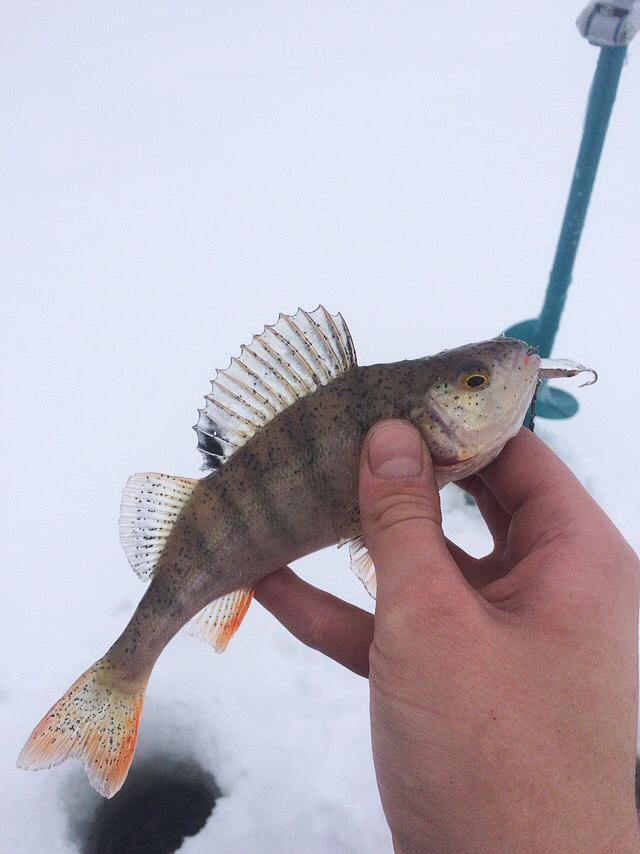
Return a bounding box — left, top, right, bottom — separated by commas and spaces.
412, 337, 540, 482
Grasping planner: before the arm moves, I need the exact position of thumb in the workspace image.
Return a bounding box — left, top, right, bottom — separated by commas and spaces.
360, 420, 475, 615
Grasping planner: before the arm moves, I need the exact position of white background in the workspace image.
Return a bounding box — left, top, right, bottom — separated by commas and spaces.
2, 2, 639, 851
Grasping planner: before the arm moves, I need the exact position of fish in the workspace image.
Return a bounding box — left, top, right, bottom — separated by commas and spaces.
17, 306, 596, 798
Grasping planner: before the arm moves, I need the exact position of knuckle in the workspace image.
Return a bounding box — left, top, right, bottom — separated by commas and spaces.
537, 543, 640, 619
363, 484, 442, 537
373, 587, 486, 668
379, 566, 481, 634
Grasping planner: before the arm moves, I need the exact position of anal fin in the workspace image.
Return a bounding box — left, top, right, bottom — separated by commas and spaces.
187, 586, 254, 653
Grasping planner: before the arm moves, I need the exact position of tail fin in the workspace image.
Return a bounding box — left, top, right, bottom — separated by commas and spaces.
17, 656, 146, 798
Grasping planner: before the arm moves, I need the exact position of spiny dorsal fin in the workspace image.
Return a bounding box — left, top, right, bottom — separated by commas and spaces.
119, 473, 198, 580
187, 587, 254, 652
195, 306, 356, 471
348, 535, 377, 598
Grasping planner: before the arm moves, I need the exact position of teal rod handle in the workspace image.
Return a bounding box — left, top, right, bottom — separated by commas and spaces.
535, 45, 627, 358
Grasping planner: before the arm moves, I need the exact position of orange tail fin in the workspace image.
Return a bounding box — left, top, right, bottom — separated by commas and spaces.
17, 656, 146, 798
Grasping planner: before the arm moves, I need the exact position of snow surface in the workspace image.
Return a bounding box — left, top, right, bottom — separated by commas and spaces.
2, 2, 639, 851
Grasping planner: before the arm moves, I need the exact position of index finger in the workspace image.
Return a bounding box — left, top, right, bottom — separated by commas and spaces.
477, 428, 588, 521
477, 429, 638, 604
254, 567, 373, 677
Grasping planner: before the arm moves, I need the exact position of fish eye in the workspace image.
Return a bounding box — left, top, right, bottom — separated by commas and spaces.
461, 372, 489, 390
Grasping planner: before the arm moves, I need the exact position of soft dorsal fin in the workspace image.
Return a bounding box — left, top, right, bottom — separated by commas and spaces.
119, 473, 198, 580
195, 306, 356, 471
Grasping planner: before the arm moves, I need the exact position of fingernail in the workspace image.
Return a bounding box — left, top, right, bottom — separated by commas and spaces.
367, 420, 424, 479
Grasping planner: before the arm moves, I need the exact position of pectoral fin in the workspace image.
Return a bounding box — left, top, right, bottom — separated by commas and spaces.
346, 535, 377, 599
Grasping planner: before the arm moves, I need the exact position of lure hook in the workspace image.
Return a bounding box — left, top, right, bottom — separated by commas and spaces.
538, 358, 598, 388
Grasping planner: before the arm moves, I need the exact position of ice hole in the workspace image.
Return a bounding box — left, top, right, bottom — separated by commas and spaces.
80, 756, 220, 854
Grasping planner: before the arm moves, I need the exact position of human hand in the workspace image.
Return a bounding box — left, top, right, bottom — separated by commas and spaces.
255, 422, 640, 853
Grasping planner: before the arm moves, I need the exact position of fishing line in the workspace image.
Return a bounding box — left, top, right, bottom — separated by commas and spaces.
527, 380, 541, 433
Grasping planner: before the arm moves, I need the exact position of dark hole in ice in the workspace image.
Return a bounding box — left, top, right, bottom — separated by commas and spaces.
80, 757, 220, 854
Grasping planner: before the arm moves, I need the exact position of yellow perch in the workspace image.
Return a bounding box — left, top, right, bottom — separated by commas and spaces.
17, 307, 595, 797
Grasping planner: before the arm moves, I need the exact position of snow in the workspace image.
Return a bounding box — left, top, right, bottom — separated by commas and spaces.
2, 2, 639, 851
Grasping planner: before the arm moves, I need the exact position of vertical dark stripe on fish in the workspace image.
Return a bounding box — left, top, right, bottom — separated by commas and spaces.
216, 477, 266, 563
239, 446, 300, 550
293, 391, 340, 525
